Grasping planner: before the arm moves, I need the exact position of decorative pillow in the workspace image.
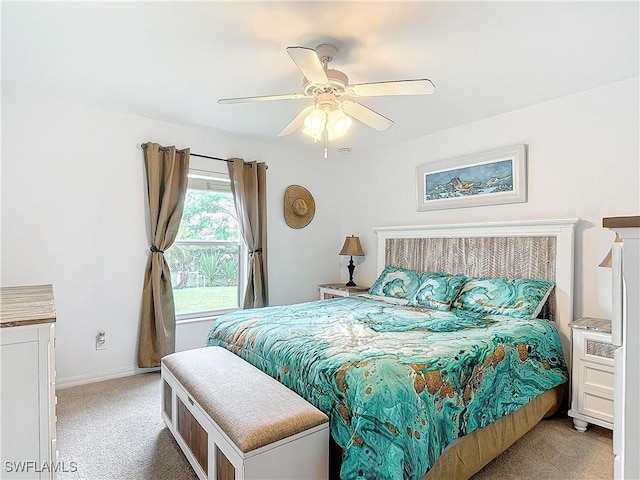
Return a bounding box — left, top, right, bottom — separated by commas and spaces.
407, 273, 468, 311
452, 277, 554, 319
368, 266, 422, 300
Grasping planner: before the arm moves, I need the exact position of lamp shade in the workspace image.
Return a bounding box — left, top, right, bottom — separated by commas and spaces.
339, 236, 365, 257
326, 109, 352, 140
599, 233, 623, 268
302, 106, 353, 144
303, 108, 327, 140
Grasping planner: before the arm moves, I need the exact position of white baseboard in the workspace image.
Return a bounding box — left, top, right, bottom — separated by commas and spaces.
56, 366, 160, 389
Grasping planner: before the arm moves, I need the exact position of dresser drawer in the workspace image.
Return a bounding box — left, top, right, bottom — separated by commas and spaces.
581, 362, 614, 394
578, 389, 614, 424
579, 361, 614, 424
578, 333, 615, 367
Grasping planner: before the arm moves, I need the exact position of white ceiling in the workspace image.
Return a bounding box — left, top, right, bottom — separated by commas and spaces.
3, 1, 638, 155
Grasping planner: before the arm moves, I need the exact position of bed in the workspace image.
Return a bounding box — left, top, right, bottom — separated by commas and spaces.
205, 218, 578, 479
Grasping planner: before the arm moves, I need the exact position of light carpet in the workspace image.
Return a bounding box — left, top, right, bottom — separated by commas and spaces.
56, 372, 613, 480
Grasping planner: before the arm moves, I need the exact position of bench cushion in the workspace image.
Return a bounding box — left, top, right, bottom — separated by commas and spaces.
161, 346, 328, 453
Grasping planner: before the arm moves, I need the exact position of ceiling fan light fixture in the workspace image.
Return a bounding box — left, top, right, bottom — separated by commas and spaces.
218, 43, 435, 155
326, 109, 352, 140
302, 127, 322, 142
303, 108, 327, 140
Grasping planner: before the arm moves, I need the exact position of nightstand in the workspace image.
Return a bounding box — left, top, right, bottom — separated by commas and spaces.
318, 283, 369, 300
568, 317, 614, 432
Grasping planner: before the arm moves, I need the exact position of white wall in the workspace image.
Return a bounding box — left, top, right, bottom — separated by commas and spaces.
3, 78, 637, 387
1, 93, 341, 386
341, 78, 639, 320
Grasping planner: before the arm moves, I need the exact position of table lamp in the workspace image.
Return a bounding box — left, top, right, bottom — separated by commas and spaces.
339, 235, 365, 286
599, 233, 622, 268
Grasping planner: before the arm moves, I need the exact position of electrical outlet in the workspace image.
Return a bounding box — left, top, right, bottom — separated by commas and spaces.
96, 331, 106, 350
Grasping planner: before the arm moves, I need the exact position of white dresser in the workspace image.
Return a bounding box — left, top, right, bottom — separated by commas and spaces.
0, 285, 57, 479
604, 216, 640, 480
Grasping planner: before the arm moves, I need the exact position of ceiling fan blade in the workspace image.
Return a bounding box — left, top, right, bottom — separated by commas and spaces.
218, 93, 308, 105
278, 105, 314, 136
340, 100, 394, 131
286, 46, 329, 86
348, 79, 435, 97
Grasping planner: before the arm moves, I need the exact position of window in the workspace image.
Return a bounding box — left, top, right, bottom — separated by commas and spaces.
167, 167, 245, 320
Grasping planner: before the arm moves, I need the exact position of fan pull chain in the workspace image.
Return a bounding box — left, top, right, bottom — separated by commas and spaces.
323, 129, 329, 159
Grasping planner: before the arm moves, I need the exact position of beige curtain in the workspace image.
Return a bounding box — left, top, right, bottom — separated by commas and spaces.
138, 143, 190, 368
228, 158, 268, 308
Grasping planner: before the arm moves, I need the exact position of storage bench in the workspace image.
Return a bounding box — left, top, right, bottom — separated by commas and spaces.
161, 346, 329, 480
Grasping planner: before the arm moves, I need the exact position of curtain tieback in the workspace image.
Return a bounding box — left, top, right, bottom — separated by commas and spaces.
250, 248, 262, 255
150, 246, 165, 254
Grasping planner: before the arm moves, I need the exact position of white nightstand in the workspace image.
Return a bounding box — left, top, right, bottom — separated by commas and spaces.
568, 317, 614, 432
318, 283, 369, 300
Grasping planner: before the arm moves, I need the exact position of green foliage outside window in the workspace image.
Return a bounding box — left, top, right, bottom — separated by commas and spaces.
168, 188, 241, 314
178, 190, 239, 241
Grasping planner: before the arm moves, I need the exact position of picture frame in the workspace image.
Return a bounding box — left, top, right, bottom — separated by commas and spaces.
416, 144, 527, 211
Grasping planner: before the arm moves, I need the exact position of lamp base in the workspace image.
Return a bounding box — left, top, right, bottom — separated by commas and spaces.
345, 257, 356, 287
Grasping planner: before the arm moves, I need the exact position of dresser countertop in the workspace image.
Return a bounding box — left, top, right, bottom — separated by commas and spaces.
0, 284, 57, 327
602, 216, 640, 228
569, 317, 611, 333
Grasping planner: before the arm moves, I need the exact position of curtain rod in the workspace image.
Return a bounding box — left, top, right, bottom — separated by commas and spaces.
138, 143, 267, 168
192, 152, 232, 162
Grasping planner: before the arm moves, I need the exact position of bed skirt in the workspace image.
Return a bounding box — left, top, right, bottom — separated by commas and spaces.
329, 384, 566, 480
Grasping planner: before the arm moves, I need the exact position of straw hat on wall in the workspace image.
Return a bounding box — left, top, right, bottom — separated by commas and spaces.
284, 185, 315, 229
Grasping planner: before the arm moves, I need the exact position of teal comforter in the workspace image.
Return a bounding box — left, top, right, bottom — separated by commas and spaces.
205, 296, 567, 480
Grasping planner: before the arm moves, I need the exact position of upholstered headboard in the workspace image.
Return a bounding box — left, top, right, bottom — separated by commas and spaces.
373, 219, 579, 364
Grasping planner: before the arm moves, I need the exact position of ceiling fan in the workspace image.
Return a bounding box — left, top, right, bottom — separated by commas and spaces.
218, 44, 435, 151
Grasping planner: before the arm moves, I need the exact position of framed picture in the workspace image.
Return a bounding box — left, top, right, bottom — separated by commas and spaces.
416, 144, 527, 211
